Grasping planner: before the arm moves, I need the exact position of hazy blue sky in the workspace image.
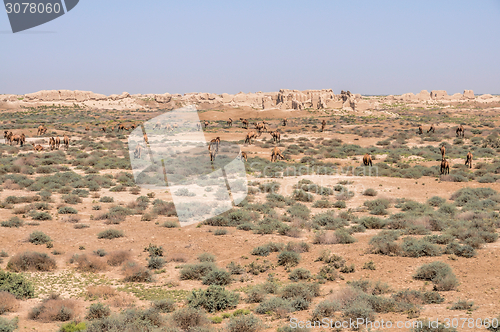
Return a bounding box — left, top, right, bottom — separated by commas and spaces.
1, 0, 499, 95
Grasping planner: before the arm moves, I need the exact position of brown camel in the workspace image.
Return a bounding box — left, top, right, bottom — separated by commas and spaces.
209, 137, 221, 153
204, 120, 209, 129
456, 125, 465, 138
3, 131, 9, 143
55, 137, 61, 150
63, 135, 70, 150
440, 146, 445, 160
208, 145, 217, 162
118, 124, 126, 131
130, 125, 136, 130
240, 151, 248, 161
33, 144, 44, 152
10, 134, 21, 146
49, 137, 56, 150
362, 153, 373, 166
245, 131, 259, 144
165, 124, 172, 131
283, 118, 287, 126
417, 125, 423, 135
37, 125, 46, 136
271, 147, 284, 162
85, 125, 90, 131
427, 125, 435, 133
227, 118, 233, 127
465, 152, 473, 169
270, 131, 281, 143
134, 145, 143, 159
5, 131, 12, 144
144, 133, 149, 144
100, 127, 107, 133
20, 133, 26, 147
240, 118, 249, 129
321, 120, 326, 132
440, 159, 450, 175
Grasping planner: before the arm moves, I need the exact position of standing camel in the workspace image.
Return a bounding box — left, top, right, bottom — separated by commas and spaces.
37, 125, 46, 136
465, 152, 473, 169
270, 131, 281, 143
440, 159, 450, 175
143, 133, 149, 144
271, 147, 284, 162
245, 131, 259, 144
427, 124, 435, 133
362, 153, 373, 166
208, 145, 217, 162
204, 120, 209, 129
240, 118, 249, 129
55, 137, 61, 150
283, 118, 287, 126
440, 146, 445, 160
49, 137, 56, 150
4, 131, 10, 143
227, 118, 233, 127
63, 135, 70, 150
209, 137, 220, 153
456, 125, 465, 138
417, 126, 423, 135
20, 133, 25, 147
134, 145, 143, 159
240, 152, 248, 161
321, 120, 326, 132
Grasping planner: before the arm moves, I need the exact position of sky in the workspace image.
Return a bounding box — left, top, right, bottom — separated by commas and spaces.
1, 0, 499, 96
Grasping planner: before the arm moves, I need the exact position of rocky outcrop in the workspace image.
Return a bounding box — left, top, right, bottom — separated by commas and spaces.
463, 90, 474, 99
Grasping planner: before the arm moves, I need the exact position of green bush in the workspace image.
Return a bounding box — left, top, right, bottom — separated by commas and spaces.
144, 243, 164, 257
359, 216, 386, 229
226, 313, 263, 332
147, 256, 165, 270
401, 237, 442, 257
255, 297, 294, 315
0, 317, 18, 332
99, 196, 114, 203
334, 229, 357, 244
85, 308, 163, 332
288, 268, 312, 281
1, 217, 24, 228
369, 230, 401, 256
0, 270, 34, 299
28, 231, 52, 245
152, 298, 176, 313
363, 188, 378, 196
413, 261, 458, 291
444, 242, 476, 258
202, 269, 231, 286
450, 299, 474, 310
86, 302, 111, 320
59, 321, 86, 332
180, 262, 217, 280
427, 196, 446, 207
58, 206, 78, 214
277, 251, 300, 267
97, 229, 124, 239
187, 285, 239, 313
31, 211, 52, 220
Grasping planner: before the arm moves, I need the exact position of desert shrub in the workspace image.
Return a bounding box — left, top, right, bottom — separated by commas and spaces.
28, 231, 52, 245
362, 261, 376, 270
58, 206, 78, 214
289, 268, 312, 281
59, 321, 86, 332
368, 230, 401, 256
85, 308, 163, 332
312, 200, 334, 208
7, 251, 56, 272
359, 216, 386, 229
0, 270, 34, 299
31, 211, 52, 220
340, 264, 355, 273
363, 188, 378, 196
1, 217, 24, 228
202, 269, 231, 286
187, 285, 239, 313
226, 261, 245, 275
427, 196, 446, 207
71, 254, 107, 272
147, 256, 166, 270
450, 299, 474, 310
292, 189, 314, 202
180, 262, 217, 280
29, 295, 76, 322
254, 297, 294, 315
413, 261, 458, 291
285, 241, 310, 253
97, 229, 124, 239
424, 234, 454, 245
0, 317, 18, 332
106, 250, 130, 266
171, 306, 209, 331
86, 286, 116, 300
277, 251, 300, 267
401, 237, 442, 257
259, 182, 280, 193
213, 228, 228, 235
0, 291, 18, 315
152, 298, 176, 313
62, 194, 82, 204
198, 252, 216, 262
245, 286, 268, 303
334, 229, 357, 244
281, 282, 320, 303
311, 299, 341, 321
226, 313, 263, 332
99, 196, 114, 203
444, 242, 476, 258
144, 243, 164, 257
287, 203, 310, 220
86, 302, 111, 320
122, 261, 153, 282
161, 221, 179, 228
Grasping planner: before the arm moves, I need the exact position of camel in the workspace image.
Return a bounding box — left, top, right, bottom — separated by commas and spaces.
134, 145, 143, 159
440, 159, 450, 175
283, 118, 287, 126
37, 125, 46, 136
208, 145, 217, 162
49, 137, 56, 150
362, 153, 372, 166
196, 123, 201, 131
321, 120, 326, 132
20, 133, 25, 147
465, 152, 473, 169
85, 125, 90, 131
456, 125, 465, 138
227, 118, 233, 127
245, 131, 259, 144
143, 133, 149, 144
130, 125, 136, 130
55, 137, 61, 150
427, 125, 435, 133
440, 146, 445, 160
10, 134, 21, 146
240, 118, 249, 129
271, 147, 285, 162
209, 137, 221, 153
240, 151, 248, 161
33, 144, 44, 152
3, 131, 10, 144
270, 131, 281, 143
117, 124, 126, 131
63, 135, 70, 150
165, 124, 172, 131
417, 125, 423, 135
204, 120, 209, 129
100, 127, 107, 133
